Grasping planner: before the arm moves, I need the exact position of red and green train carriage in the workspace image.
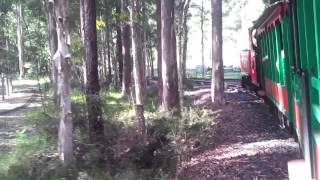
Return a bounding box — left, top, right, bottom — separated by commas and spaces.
240, 1, 320, 179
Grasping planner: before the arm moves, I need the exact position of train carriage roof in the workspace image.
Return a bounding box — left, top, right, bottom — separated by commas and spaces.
252, 1, 288, 37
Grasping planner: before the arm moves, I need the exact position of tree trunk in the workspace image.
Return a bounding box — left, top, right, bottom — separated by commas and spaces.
107, 27, 112, 86
46, 0, 58, 107
121, 0, 132, 97
80, 0, 87, 86
52, 0, 73, 165
150, 49, 154, 78
131, 0, 146, 138
156, 0, 163, 107
161, 0, 180, 112
116, 2, 123, 89
201, 0, 205, 78
142, 0, 147, 87
83, 0, 104, 142
182, 22, 188, 80
101, 28, 107, 82
112, 40, 118, 88
177, 0, 191, 108
16, 0, 23, 79
211, 0, 224, 104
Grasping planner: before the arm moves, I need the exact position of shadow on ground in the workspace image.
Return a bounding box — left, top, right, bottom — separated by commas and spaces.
179, 80, 300, 180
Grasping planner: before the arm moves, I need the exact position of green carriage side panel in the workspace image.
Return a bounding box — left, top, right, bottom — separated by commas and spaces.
275, 23, 285, 86
281, 15, 294, 123
314, 0, 320, 81
312, 0, 320, 132
271, 28, 277, 83
296, 0, 320, 178
267, 30, 274, 100
262, 34, 269, 87
264, 32, 270, 80
296, 0, 308, 70
273, 25, 281, 85
302, 0, 320, 131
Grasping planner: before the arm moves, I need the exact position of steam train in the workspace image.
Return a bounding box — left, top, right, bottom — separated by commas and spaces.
240, 1, 320, 179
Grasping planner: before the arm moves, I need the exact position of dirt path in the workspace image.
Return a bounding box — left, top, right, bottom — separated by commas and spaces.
179, 81, 301, 180
0, 82, 40, 156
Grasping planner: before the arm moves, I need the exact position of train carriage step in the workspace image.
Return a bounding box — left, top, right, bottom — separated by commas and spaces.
288, 160, 312, 180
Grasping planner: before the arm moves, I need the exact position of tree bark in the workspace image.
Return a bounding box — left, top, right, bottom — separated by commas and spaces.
177, 0, 191, 107
46, 0, 58, 107
182, 0, 190, 80
121, 0, 132, 97
150, 48, 154, 78
116, 1, 123, 89
16, 0, 23, 79
80, 0, 87, 86
83, 0, 104, 142
131, 0, 146, 138
52, 0, 73, 165
142, 0, 147, 87
211, 0, 224, 104
106, 27, 112, 86
201, 0, 205, 78
156, 0, 163, 107
161, 0, 180, 112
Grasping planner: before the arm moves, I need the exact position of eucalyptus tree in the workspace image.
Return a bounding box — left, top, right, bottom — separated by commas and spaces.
16, 0, 23, 79
161, 0, 180, 112
120, 0, 132, 97
51, 0, 73, 165
116, 1, 123, 89
130, 0, 146, 137
211, 0, 224, 104
45, 0, 58, 106
83, 0, 104, 142
176, 0, 191, 107
156, 0, 163, 107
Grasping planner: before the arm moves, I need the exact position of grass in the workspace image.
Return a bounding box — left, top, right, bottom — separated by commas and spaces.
0, 107, 56, 178
0, 132, 51, 175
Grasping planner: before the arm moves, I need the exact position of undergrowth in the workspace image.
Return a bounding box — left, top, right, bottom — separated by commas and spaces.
0, 89, 216, 180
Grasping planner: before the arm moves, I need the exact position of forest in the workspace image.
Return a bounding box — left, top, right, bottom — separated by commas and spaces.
0, 0, 285, 179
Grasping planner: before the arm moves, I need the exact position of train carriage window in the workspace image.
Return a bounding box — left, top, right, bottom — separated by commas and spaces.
290, 0, 302, 73
252, 29, 258, 49
277, 20, 284, 51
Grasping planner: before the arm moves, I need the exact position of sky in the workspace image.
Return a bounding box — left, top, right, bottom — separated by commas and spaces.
186, 0, 265, 68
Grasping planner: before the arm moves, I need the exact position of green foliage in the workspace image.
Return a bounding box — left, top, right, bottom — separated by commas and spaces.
102, 91, 135, 126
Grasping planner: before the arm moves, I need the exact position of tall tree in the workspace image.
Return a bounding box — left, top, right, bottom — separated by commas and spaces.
176, 0, 191, 107
80, 0, 87, 86
120, 0, 132, 97
161, 0, 180, 111
211, 0, 224, 104
83, 0, 104, 141
102, 0, 112, 86
116, 1, 123, 89
181, 0, 191, 80
46, 0, 58, 107
52, 0, 73, 165
200, 0, 205, 78
156, 0, 163, 107
131, 0, 145, 137
16, 0, 23, 79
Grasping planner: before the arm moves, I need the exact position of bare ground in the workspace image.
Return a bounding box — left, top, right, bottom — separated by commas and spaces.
0, 83, 39, 156
179, 81, 301, 180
